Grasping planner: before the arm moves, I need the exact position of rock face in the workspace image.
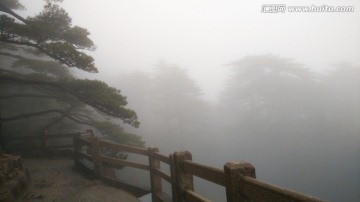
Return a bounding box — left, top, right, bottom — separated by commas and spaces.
0, 153, 31, 201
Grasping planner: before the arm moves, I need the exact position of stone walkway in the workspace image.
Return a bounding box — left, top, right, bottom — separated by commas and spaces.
22, 158, 139, 202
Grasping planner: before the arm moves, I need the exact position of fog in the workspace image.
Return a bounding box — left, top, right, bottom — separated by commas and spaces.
13, 0, 360, 201
20, 0, 360, 102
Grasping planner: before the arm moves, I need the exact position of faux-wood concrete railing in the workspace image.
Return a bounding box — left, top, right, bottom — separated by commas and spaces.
72, 130, 325, 202
2, 131, 82, 151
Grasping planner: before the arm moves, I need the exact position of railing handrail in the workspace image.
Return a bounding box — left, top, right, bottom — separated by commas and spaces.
183, 160, 225, 186
241, 176, 325, 202
99, 139, 149, 156
3, 131, 86, 151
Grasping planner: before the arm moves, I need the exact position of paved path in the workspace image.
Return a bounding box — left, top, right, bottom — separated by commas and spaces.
22, 158, 139, 202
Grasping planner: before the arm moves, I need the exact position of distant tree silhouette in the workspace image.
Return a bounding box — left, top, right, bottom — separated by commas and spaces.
148, 61, 208, 136
220, 55, 319, 133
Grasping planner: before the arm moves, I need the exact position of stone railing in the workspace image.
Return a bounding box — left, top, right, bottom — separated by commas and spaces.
73, 130, 325, 202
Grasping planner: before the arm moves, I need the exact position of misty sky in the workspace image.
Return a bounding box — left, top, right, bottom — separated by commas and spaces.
19, 0, 360, 101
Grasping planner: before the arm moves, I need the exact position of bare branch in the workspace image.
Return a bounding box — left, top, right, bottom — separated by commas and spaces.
0, 74, 134, 124
0, 51, 25, 60
28, 106, 74, 136
0, 94, 55, 99
1, 108, 93, 127
1, 109, 67, 122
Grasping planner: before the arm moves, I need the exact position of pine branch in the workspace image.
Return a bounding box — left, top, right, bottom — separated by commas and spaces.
0, 3, 28, 24
0, 38, 88, 70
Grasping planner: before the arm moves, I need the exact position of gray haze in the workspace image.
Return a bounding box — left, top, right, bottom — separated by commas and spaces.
20, 0, 360, 101
18, 0, 360, 201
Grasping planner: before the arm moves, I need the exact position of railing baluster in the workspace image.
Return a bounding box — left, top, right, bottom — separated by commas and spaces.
173, 151, 194, 202
91, 137, 102, 178
149, 147, 162, 202
224, 161, 256, 202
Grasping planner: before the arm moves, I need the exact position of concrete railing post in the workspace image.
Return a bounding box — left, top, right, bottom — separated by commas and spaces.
73, 135, 80, 168
148, 147, 162, 202
91, 137, 102, 178
172, 151, 193, 202
42, 130, 49, 154
0, 117, 5, 150
224, 161, 256, 202
169, 154, 178, 202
